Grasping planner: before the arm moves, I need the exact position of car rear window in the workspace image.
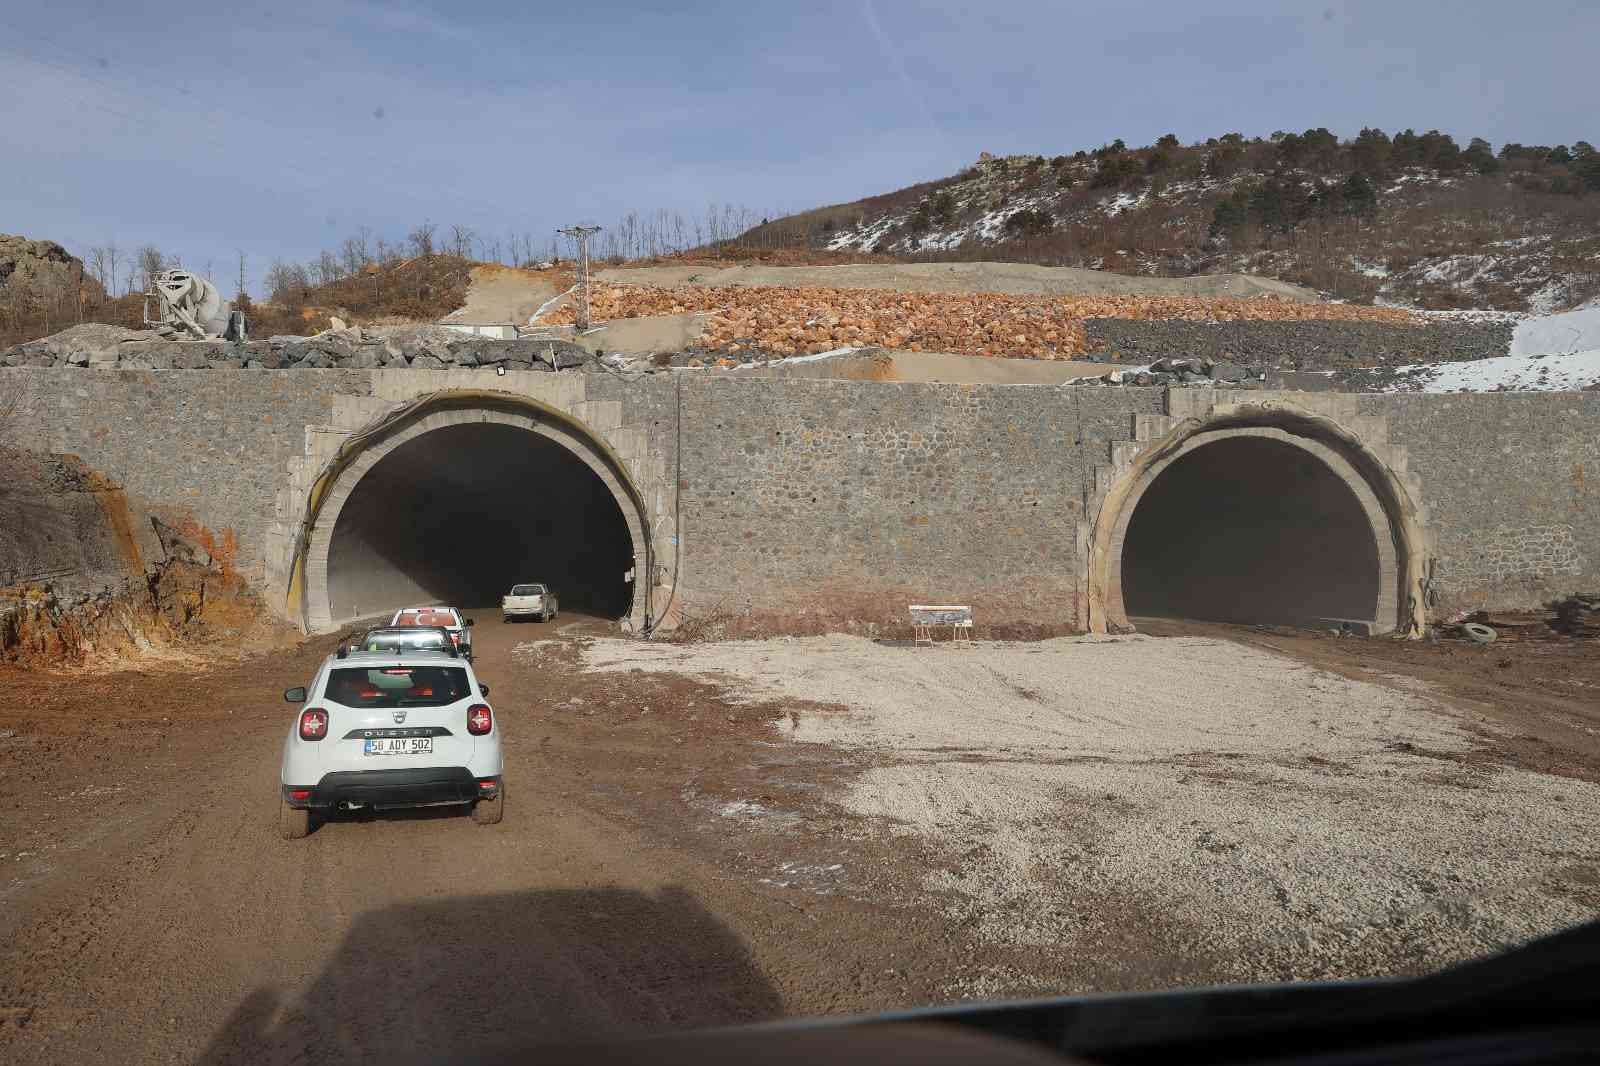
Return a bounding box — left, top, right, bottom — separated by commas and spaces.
510, 585, 544, 595
325, 666, 470, 708
359, 629, 449, 652
395, 609, 458, 627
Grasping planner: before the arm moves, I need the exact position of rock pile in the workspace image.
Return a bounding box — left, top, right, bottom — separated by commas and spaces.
1085, 317, 1514, 371
1069, 355, 1270, 388
0, 323, 592, 372
544, 282, 1420, 359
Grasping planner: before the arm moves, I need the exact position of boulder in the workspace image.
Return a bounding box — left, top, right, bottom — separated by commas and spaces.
345, 347, 383, 370
28, 322, 146, 367
410, 353, 445, 369
1211, 361, 1246, 382
172, 345, 216, 370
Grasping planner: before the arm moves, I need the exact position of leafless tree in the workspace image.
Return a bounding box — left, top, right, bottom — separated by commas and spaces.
87, 246, 110, 291
449, 223, 474, 258
265, 260, 311, 305
340, 234, 366, 275
135, 245, 166, 292
408, 220, 437, 258
105, 241, 123, 297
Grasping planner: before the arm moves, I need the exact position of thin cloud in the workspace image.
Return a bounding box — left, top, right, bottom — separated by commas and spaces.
856, 0, 953, 161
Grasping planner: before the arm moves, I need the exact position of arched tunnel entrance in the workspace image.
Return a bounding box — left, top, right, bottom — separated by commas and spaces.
324, 421, 637, 625
1120, 435, 1381, 629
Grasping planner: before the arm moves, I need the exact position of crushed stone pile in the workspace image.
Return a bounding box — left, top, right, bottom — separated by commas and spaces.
544, 283, 1419, 360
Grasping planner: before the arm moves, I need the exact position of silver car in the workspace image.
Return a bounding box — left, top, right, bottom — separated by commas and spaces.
502, 583, 559, 622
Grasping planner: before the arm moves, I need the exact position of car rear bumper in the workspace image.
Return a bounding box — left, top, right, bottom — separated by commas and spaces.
502, 605, 542, 615
285, 769, 500, 810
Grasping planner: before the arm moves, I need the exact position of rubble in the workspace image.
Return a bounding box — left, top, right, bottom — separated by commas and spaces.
1070, 355, 1272, 389
542, 282, 1420, 360
0, 323, 595, 373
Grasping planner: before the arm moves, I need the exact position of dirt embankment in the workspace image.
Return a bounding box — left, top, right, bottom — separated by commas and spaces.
0, 448, 286, 668
599, 261, 1322, 301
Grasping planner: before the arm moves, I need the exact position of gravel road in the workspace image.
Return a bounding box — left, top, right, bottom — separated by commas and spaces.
582, 633, 1600, 981
5, 622, 1597, 1064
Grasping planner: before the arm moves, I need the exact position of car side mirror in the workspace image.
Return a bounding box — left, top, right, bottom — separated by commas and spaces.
465, 619, 476, 627
478, 683, 490, 697
284, 687, 307, 703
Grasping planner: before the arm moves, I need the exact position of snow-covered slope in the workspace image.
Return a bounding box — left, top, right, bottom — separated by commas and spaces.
776, 145, 1600, 314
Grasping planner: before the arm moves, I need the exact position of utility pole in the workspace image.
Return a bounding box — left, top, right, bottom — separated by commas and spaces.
558, 225, 601, 329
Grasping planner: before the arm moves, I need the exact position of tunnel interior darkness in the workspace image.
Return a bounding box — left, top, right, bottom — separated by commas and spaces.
327, 422, 635, 622
1121, 436, 1383, 630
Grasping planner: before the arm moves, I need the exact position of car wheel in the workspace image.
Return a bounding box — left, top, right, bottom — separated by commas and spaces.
278, 796, 313, 840
472, 784, 505, 826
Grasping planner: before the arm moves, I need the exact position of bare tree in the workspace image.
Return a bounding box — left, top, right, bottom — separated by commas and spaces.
105, 241, 123, 297
447, 223, 475, 259
265, 260, 311, 305
87, 246, 107, 290
135, 245, 166, 292
340, 235, 364, 276
408, 220, 437, 258
236, 251, 249, 303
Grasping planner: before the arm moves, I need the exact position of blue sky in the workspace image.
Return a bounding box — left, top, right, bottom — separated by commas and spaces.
3, 0, 1594, 293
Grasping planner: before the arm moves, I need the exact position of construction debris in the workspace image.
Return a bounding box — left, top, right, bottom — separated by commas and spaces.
543, 282, 1419, 360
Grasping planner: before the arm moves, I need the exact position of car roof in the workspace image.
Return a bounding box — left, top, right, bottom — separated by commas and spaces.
362, 625, 451, 635
329, 649, 465, 665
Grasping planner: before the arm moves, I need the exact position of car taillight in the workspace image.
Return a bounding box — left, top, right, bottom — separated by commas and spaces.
450, 632, 461, 645
467, 704, 493, 735
299, 708, 329, 741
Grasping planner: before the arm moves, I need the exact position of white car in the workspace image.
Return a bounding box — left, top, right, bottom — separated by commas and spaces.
277, 647, 504, 838
502, 583, 559, 622
390, 605, 474, 660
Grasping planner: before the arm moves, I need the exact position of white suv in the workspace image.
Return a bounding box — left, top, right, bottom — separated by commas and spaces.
389, 606, 474, 661
278, 648, 504, 838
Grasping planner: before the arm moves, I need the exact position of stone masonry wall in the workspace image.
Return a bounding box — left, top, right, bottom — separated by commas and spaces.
4, 366, 1597, 634
1357, 392, 1600, 613
2, 369, 376, 589
674, 379, 1162, 633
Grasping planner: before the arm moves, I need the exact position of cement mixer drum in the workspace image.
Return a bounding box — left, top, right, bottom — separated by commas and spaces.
147, 269, 231, 338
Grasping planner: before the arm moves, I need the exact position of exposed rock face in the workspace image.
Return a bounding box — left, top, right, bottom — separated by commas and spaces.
0, 233, 101, 305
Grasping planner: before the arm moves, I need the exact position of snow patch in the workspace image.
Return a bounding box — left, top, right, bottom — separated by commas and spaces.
1378, 348, 1600, 393
1510, 305, 1600, 356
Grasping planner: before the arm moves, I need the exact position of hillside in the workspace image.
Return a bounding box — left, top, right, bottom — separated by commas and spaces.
739, 130, 1600, 313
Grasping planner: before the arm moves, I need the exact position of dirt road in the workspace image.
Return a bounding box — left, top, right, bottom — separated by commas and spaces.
0, 615, 960, 1065
3, 616, 1598, 1064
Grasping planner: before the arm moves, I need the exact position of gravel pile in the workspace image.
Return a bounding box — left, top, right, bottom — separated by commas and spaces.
577, 633, 1600, 983
1086, 318, 1513, 371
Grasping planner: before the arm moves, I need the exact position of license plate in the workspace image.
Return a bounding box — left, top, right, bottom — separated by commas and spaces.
363, 737, 433, 756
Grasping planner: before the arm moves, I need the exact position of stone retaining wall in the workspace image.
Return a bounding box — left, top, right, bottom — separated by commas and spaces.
3, 367, 1595, 633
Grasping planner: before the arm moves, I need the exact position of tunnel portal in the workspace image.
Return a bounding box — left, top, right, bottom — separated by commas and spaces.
1120, 435, 1383, 631
326, 422, 636, 623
